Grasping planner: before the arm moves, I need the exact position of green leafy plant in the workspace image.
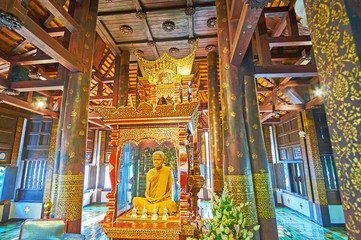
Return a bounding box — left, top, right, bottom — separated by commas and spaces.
188, 184, 259, 240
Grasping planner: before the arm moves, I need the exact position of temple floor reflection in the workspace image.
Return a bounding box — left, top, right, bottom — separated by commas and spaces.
0, 204, 348, 240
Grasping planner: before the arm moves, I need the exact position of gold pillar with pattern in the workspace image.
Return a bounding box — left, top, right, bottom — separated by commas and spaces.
304, 0, 361, 238
207, 50, 223, 193
52, 0, 99, 233
216, 0, 259, 237
241, 47, 278, 240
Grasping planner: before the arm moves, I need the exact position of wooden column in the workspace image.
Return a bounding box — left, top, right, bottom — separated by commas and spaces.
304, 0, 361, 238
242, 47, 278, 240
53, 0, 98, 233
10, 117, 24, 166
296, 113, 314, 202
113, 51, 130, 108
42, 118, 58, 209
216, 0, 259, 233
263, 126, 277, 203
301, 110, 330, 225
207, 51, 223, 193
50, 66, 69, 218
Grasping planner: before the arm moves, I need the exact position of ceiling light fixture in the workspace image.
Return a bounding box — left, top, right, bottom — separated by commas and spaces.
205, 44, 216, 52
119, 25, 133, 34
315, 89, 323, 96
36, 101, 46, 108
169, 47, 179, 55
207, 17, 217, 28
162, 20, 175, 32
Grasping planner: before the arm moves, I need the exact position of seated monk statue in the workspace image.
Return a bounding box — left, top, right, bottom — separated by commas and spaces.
132, 151, 177, 215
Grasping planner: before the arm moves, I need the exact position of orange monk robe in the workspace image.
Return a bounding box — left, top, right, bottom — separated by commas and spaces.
132, 166, 177, 215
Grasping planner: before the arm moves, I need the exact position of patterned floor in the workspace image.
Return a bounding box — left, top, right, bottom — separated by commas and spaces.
276, 208, 347, 240
0, 205, 348, 240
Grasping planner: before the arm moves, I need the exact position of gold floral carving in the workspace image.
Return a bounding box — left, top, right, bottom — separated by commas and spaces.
117, 127, 179, 147
56, 174, 84, 221
304, 0, 361, 237
252, 171, 276, 219
133, 39, 198, 81
225, 175, 258, 225
95, 102, 198, 123
303, 111, 328, 205
156, 84, 176, 99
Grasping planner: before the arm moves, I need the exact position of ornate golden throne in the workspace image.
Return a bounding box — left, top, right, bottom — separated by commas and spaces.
96, 40, 204, 240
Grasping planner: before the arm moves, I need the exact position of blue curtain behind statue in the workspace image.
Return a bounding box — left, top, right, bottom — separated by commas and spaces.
117, 142, 135, 215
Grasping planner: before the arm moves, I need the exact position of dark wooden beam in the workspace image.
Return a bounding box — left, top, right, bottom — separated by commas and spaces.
274, 104, 304, 111
96, 20, 121, 55
97, 3, 215, 19
90, 95, 113, 101
255, 12, 272, 65
0, 1, 83, 72
0, 78, 9, 88
13, 54, 57, 65
268, 36, 312, 48
230, 5, 263, 65
11, 80, 64, 91
259, 105, 273, 112
260, 112, 274, 123
0, 49, 10, 64
278, 55, 312, 86
254, 65, 318, 78
45, 27, 66, 37
88, 118, 105, 128
88, 111, 102, 119
0, 93, 58, 118
263, 6, 289, 18
257, 87, 273, 93
38, 0, 82, 32
43, 0, 67, 27
116, 34, 217, 46
10, 40, 30, 55
262, 118, 280, 124
305, 96, 323, 109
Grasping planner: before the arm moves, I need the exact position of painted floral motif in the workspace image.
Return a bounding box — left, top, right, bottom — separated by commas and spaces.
304, 0, 361, 238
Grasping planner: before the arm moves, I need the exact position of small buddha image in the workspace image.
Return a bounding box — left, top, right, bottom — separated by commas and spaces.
132, 151, 177, 215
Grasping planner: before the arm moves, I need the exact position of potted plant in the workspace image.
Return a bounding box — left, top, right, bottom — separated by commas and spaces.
187, 184, 260, 240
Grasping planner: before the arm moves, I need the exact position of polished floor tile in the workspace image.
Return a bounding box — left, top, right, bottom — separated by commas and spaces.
0, 204, 348, 239
276, 207, 347, 240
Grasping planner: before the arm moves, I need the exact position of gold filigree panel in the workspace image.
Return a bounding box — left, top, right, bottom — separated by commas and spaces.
56, 174, 84, 221
117, 127, 180, 147
252, 171, 276, 219
95, 102, 198, 122
225, 174, 258, 226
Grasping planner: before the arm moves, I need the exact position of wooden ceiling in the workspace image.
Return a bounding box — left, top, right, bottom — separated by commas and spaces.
97, 0, 218, 62
0, 0, 323, 128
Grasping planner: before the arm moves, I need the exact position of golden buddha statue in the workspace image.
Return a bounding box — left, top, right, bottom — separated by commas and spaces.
132, 151, 177, 215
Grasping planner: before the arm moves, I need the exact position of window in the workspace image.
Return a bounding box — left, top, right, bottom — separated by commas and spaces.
321, 154, 338, 190
276, 116, 307, 197
84, 165, 90, 190
204, 132, 212, 189
104, 165, 111, 189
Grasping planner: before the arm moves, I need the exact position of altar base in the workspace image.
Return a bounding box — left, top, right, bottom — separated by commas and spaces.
99, 219, 194, 240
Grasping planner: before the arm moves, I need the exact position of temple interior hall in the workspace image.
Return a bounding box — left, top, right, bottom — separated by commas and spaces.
0, 0, 360, 240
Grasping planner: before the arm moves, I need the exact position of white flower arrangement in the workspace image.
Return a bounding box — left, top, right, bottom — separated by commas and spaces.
187, 184, 259, 240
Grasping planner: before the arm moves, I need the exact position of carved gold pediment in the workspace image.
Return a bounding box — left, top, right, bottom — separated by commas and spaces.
133, 39, 198, 85
94, 101, 199, 123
